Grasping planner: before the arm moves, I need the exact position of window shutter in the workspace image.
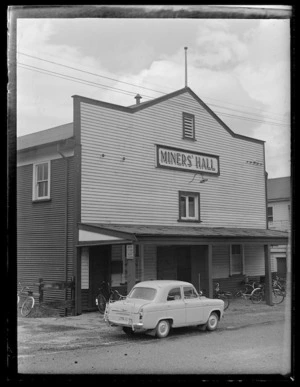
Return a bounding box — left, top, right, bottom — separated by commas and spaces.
183, 113, 195, 139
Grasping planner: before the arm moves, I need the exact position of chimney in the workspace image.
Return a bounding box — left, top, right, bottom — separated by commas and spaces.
134, 94, 142, 105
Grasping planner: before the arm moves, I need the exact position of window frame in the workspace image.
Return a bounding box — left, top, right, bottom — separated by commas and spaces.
167, 287, 182, 301
182, 112, 196, 141
183, 286, 198, 299
229, 244, 245, 276
32, 161, 51, 201
178, 191, 200, 223
267, 206, 273, 222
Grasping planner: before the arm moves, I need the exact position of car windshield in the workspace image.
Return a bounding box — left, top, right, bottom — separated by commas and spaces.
128, 287, 157, 300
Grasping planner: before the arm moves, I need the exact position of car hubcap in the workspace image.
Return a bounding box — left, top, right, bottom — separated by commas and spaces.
159, 322, 167, 334
209, 316, 217, 328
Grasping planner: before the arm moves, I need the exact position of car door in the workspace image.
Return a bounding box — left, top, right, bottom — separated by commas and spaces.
165, 287, 186, 327
183, 286, 205, 324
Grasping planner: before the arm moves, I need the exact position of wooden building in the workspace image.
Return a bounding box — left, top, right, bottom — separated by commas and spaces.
267, 176, 291, 278
17, 87, 288, 315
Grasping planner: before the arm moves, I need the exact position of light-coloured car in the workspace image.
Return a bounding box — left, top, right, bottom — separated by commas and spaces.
104, 280, 224, 338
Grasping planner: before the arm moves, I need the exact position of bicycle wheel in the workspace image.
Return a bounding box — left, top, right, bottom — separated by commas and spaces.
272, 289, 285, 304
21, 296, 35, 317
251, 289, 263, 304
96, 294, 107, 314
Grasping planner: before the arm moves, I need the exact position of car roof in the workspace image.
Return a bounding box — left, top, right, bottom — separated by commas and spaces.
133, 280, 194, 289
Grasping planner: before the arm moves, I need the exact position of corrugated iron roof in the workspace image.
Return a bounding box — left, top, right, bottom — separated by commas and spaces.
17, 123, 73, 151
84, 223, 288, 240
267, 177, 290, 201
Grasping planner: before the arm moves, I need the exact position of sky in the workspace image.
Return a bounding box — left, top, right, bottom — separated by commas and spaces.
14, 9, 291, 179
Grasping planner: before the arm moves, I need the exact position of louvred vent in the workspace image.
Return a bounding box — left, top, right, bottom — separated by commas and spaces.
183, 113, 195, 139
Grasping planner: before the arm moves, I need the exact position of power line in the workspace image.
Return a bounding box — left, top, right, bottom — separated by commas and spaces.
17, 62, 289, 128
18, 62, 137, 97
17, 51, 166, 96
207, 103, 288, 124
17, 51, 288, 121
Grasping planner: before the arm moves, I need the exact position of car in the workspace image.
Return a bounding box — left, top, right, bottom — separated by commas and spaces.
104, 280, 224, 338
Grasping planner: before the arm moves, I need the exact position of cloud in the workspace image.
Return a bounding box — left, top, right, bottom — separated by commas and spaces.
195, 31, 248, 69
15, 18, 290, 178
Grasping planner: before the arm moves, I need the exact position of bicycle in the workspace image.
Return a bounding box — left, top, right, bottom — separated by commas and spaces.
95, 281, 125, 314
233, 277, 259, 301
213, 283, 231, 311
272, 276, 286, 295
251, 282, 285, 304
17, 282, 35, 317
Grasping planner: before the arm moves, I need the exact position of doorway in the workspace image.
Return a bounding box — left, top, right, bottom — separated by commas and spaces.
276, 257, 287, 278
81, 245, 110, 311
157, 246, 191, 283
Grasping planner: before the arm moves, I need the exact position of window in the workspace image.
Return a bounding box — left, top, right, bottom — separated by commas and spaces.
182, 112, 195, 140
33, 161, 50, 200
183, 286, 198, 299
230, 245, 245, 275
167, 287, 182, 301
128, 287, 157, 301
179, 191, 200, 222
267, 207, 273, 222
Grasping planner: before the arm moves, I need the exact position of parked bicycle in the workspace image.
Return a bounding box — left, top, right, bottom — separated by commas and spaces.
251, 282, 285, 304
199, 284, 231, 311
233, 277, 259, 302
95, 281, 125, 314
17, 282, 35, 317
213, 283, 231, 311
272, 276, 286, 295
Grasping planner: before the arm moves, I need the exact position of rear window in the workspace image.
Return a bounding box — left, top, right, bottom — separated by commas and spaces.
128, 287, 157, 300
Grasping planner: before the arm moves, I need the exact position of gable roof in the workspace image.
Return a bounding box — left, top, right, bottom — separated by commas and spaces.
73, 87, 264, 145
17, 123, 73, 151
267, 176, 290, 201
17, 86, 265, 151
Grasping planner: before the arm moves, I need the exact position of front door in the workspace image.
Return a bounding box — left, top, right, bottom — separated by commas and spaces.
157, 246, 177, 280
277, 257, 287, 278
88, 245, 110, 310
157, 246, 191, 282
176, 247, 191, 282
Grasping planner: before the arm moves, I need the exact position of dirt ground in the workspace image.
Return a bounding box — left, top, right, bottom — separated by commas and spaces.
17, 295, 291, 331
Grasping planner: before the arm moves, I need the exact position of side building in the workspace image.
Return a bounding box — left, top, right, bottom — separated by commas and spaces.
267, 176, 291, 278
17, 86, 288, 315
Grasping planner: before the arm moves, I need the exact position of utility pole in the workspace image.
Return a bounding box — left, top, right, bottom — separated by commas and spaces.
184, 47, 188, 87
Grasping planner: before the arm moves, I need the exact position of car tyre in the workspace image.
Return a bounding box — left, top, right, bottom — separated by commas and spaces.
206, 312, 219, 331
156, 320, 170, 338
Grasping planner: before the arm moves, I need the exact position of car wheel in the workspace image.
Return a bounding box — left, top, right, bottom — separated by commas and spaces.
122, 327, 135, 335
206, 312, 219, 331
156, 320, 170, 338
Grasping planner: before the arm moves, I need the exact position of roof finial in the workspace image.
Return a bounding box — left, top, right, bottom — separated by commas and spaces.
184, 47, 188, 87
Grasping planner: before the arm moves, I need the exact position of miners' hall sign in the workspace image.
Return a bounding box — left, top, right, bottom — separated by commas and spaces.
156, 145, 220, 175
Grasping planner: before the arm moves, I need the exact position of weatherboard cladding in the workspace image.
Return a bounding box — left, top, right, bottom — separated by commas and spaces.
17, 157, 75, 305
212, 244, 264, 280
79, 89, 266, 228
